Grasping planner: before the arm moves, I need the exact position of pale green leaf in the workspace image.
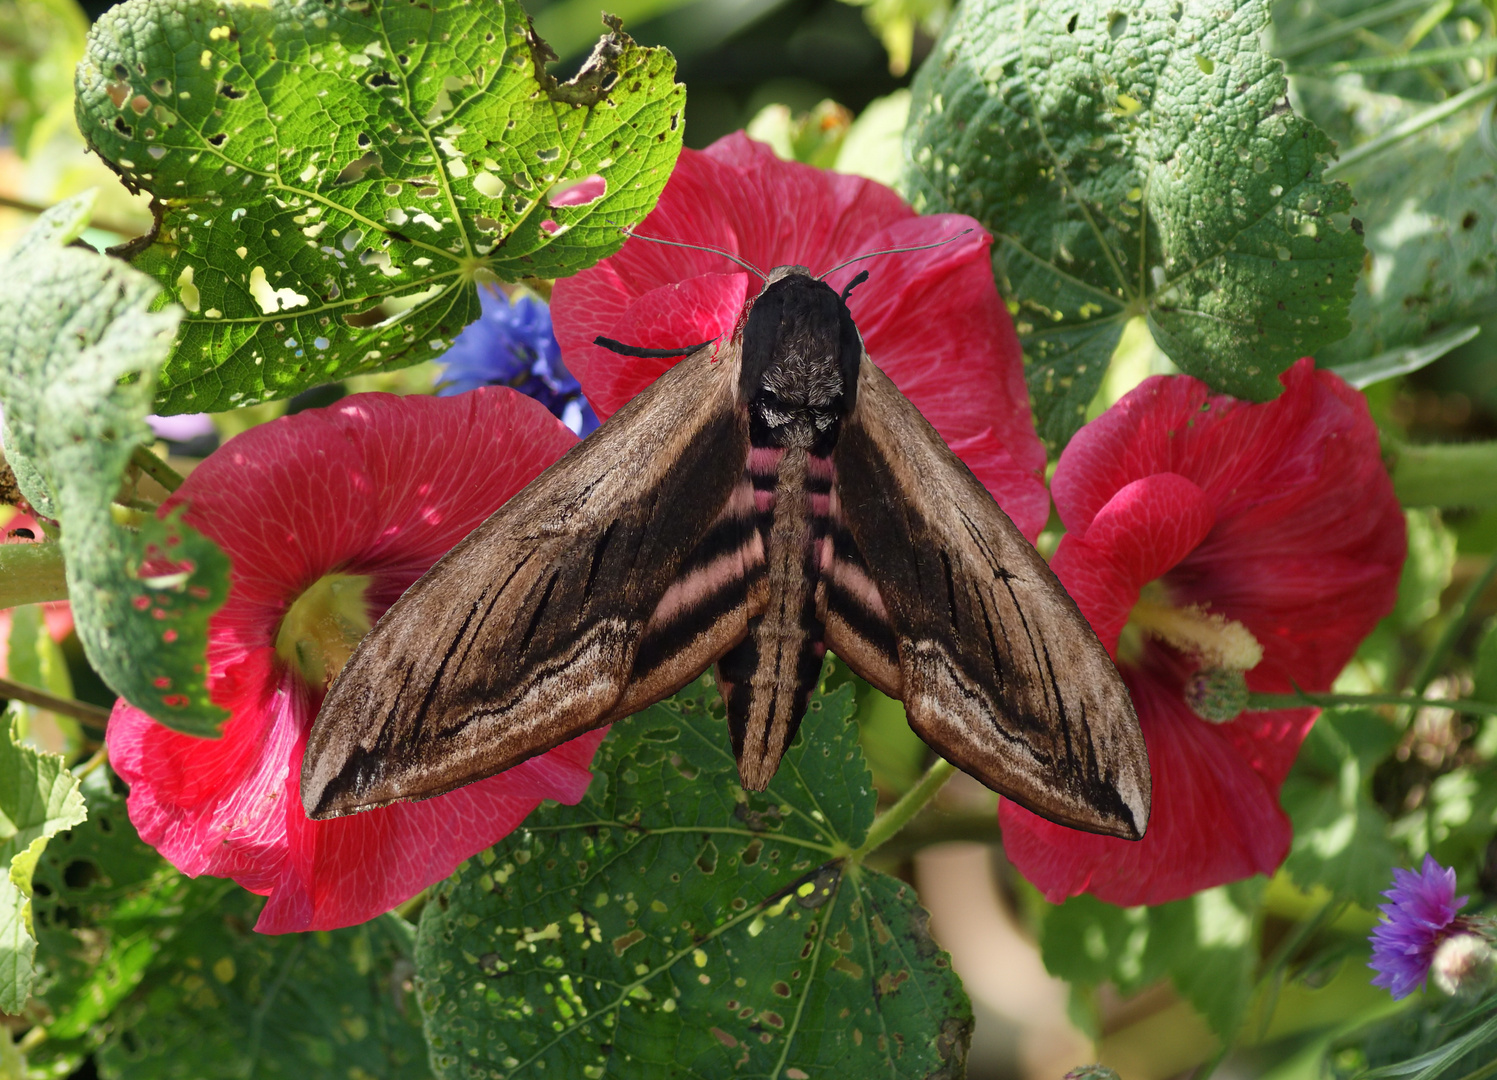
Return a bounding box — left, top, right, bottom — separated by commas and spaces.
75, 0, 685, 414
903, 0, 1365, 448
0, 717, 87, 1013
0, 195, 230, 734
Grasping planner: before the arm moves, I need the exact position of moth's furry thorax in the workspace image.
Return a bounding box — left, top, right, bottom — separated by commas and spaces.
739, 271, 863, 451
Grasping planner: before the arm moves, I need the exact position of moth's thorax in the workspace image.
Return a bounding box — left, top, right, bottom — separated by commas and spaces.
739, 271, 863, 453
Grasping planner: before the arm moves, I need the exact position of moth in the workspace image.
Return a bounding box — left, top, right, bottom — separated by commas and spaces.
301, 238, 1151, 841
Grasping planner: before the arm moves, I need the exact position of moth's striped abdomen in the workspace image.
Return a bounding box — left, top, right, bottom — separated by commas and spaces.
717, 446, 836, 790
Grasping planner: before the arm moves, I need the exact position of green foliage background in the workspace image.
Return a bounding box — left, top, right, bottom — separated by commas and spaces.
3, 0, 1497, 1077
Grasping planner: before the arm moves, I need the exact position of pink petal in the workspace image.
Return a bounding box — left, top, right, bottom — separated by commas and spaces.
110, 679, 605, 933
108, 389, 599, 932
1000, 658, 1311, 906
552, 133, 1049, 538
1051, 473, 1216, 653
1054, 359, 1403, 691
548, 175, 607, 207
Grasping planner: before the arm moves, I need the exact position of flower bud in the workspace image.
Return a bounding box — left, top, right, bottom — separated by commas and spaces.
1185, 666, 1249, 723
1064, 1066, 1121, 1080
1431, 932, 1497, 997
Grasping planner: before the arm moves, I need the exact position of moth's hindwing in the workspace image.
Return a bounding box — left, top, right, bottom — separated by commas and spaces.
301, 343, 757, 820
825, 358, 1151, 840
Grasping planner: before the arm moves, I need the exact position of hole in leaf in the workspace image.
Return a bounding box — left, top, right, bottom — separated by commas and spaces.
1108, 12, 1127, 37
334, 150, 382, 184
547, 174, 607, 207
217, 81, 244, 99
63, 860, 102, 890
1066, 13, 1078, 32
357, 132, 372, 149
696, 841, 718, 874
114, 117, 132, 135
368, 71, 397, 87
207, 132, 227, 146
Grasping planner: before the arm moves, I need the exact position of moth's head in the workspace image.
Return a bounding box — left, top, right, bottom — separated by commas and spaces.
738, 271, 863, 450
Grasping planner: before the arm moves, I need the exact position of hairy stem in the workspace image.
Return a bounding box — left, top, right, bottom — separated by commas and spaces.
1326, 78, 1497, 177
1275, 0, 1434, 60
0, 677, 111, 727
131, 444, 185, 494
1246, 690, 1497, 717
1390, 439, 1497, 508
854, 758, 957, 860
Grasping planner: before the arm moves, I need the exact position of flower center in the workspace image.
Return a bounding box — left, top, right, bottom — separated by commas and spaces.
275, 574, 373, 691
1120, 583, 1265, 724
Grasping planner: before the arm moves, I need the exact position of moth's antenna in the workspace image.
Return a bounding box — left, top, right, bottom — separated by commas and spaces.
839, 269, 870, 303
619, 228, 769, 284
815, 228, 977, 281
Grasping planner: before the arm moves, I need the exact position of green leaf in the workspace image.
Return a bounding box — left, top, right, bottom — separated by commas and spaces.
1280, 711, 1402, 910
416, 678, 973, 1079
0, 194, 231, 735
1329, 325, 1480, 390
902, 0, 1365, 449
95, 883, 431, 1080
75, 0, 685, 415
1039, 880, 1264, 1040
28, 771, 171, 1055
1316, 115, 1497, 370
0, 717, 87, 1013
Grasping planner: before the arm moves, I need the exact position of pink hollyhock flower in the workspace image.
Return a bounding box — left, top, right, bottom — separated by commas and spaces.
1001, 359, 1405, 906
551, 132, 1049, 540
106, 390, 602, 933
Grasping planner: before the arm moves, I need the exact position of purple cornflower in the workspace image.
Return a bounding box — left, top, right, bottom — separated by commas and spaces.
1369, 855, 1469, 999
435, 286, 598, 435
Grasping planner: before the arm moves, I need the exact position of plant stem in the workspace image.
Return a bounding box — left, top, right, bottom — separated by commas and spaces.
0, 193, 144, 240
854, 758, 956, 860
0, 677, 111, 727
1275, 0, 1434, 60
1303, 37, 1497, 77
74, 746, 109, 779
1411, 547, 1497, 696
1325, 78, 1497, 177
1390, 440, 1497, 508
0, 541, 67, 606
131, 444, 185, 494
1246, 690, 1497, 717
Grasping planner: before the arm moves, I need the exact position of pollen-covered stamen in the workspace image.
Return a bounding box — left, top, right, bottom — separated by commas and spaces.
1119, 583, 1264, 724
1127, 590, 1264, 673
275, 573, 373, 691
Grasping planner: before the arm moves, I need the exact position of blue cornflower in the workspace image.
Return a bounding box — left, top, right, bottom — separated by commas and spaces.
435, 287, 598, 435
1369, 855, 1469, 999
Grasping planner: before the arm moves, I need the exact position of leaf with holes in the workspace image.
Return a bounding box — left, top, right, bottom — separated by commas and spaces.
416, 677, 972, 1080
28, 770, 171, 1065
0, 193, 229, 735
93, 882, 431, 1080
0, 717, 88, 1014
902, 0, 1364, 449
75, 0, 684, 415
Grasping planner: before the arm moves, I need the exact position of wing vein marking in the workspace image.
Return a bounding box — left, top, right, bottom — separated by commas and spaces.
405, 589, 490, 748
580, 520, 617, 609
516, 571, 561, 660
939, 549, 959, 630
